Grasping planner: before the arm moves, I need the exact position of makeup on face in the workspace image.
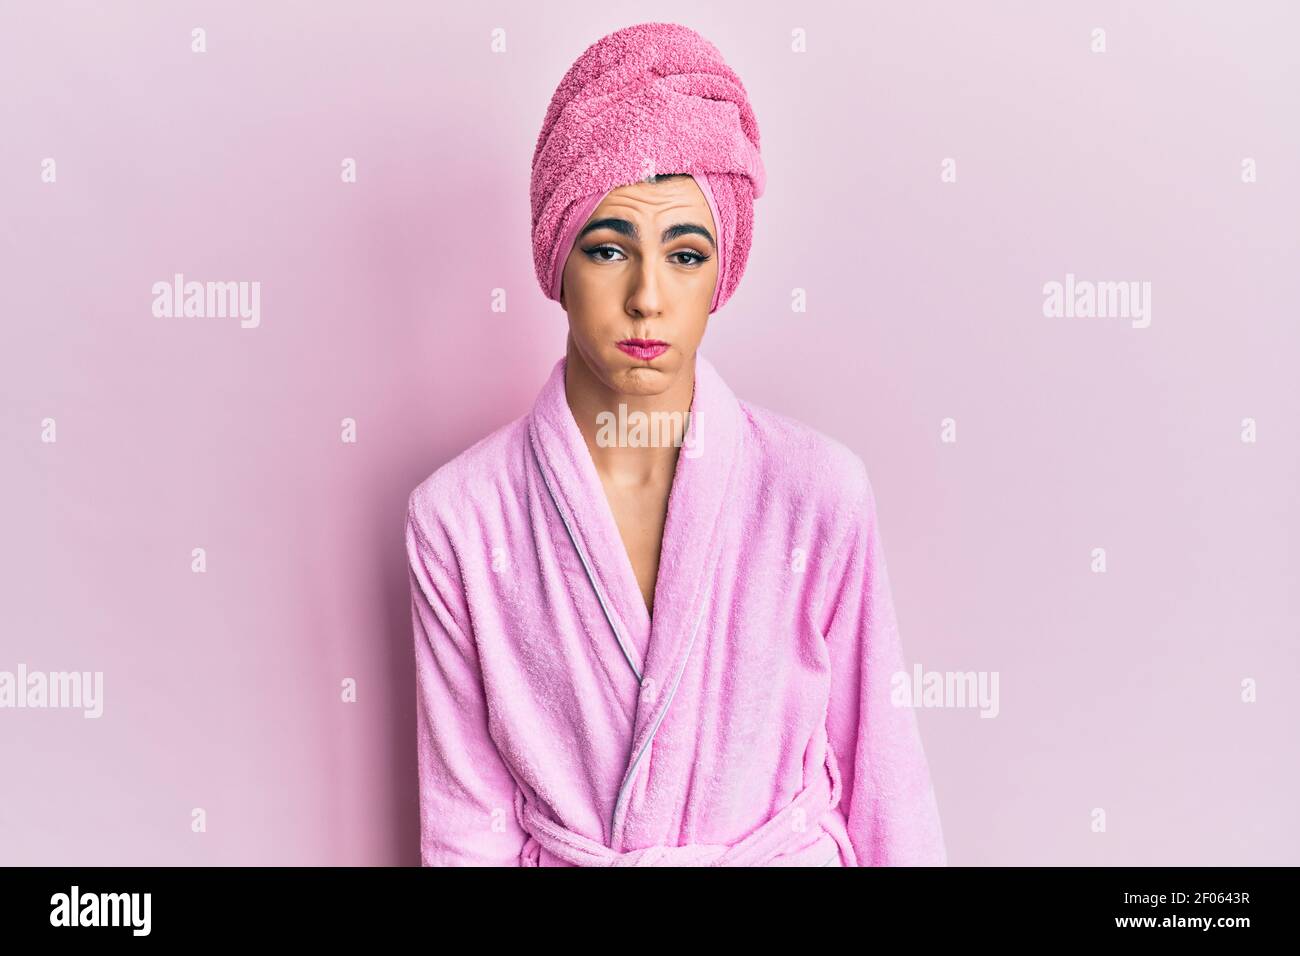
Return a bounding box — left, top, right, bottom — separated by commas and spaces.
615, 339, 670, 361
577, 216, 715, 275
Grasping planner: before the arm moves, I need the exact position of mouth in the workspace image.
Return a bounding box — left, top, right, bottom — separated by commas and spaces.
616, 338, 670, 361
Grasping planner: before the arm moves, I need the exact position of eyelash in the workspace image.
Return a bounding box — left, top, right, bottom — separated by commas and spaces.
582, 245, 710, 267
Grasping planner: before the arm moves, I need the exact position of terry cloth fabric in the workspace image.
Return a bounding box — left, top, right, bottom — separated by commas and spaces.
406, 350, 948, 866
530, 22, 765, 314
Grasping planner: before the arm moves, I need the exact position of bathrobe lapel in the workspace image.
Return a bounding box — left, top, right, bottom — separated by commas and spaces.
527, 351, 742, 842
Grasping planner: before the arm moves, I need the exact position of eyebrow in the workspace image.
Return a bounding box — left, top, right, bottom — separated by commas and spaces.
577, 217, 716, 250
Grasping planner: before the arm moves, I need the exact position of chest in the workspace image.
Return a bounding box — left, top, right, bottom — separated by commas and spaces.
596, 473, 672, 617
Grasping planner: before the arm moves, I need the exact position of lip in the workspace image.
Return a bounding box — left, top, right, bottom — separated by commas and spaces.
616, 338, 670, 361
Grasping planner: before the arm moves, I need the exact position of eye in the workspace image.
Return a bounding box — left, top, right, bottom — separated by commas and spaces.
671, 250, 709, 267
583, 244, 625, 263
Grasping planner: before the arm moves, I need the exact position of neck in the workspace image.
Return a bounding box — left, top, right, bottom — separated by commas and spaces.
563, 335, 694, 487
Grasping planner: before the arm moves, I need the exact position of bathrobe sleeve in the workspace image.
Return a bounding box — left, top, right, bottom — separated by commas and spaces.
823, 467, 947, 866
406, 502, 529, 866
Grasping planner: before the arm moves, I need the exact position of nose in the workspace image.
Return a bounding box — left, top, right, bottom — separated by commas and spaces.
625, 255, 664, 319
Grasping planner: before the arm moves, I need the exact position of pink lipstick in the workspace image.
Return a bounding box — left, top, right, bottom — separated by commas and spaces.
616, 338, 669, 361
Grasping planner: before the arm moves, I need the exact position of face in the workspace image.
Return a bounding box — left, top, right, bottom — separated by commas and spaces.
559, 175, 719, 397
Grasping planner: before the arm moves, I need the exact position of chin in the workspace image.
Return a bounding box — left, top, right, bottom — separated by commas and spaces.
611, 363, 674, 395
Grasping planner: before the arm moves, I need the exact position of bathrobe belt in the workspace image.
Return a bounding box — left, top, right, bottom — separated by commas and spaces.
516, 752, 841, 867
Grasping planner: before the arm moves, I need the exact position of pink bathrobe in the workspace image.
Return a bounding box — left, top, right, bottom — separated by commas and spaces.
405, 351, 946, 866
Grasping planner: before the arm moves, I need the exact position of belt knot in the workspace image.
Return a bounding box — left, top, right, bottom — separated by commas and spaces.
519, 755, 839, 867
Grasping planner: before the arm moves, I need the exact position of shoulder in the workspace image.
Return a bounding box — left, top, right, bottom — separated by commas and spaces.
737, 398, 874, 518
406, 412, 529, 556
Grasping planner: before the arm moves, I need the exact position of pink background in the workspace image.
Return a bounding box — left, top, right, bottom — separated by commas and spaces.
2, 1, 1297, 865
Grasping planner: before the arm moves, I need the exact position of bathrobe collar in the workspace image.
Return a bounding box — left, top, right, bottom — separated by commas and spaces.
527, 349, 743, 743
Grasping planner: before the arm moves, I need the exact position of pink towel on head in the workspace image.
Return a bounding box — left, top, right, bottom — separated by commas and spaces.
530, 22, 766, 314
